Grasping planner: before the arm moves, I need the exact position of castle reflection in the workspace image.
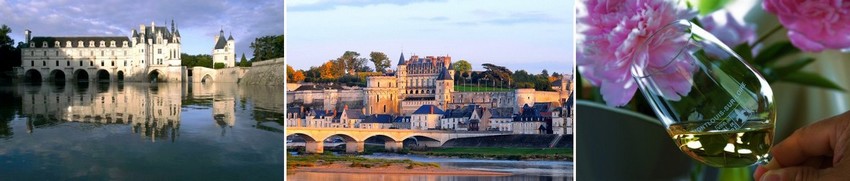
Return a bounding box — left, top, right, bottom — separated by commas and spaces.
11, 82, 284, 141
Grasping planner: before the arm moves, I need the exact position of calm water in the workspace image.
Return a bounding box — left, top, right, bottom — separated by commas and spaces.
288, 153, 573, 181
0, 82, 284, 180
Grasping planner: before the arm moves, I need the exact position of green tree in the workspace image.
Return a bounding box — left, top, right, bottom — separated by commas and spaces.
338, 51, 361, 74
239, 53, 251, 67
453, 60, 472, 79
481, 63, 512, 86
181, 53, 214, 68
214, 62, 225, 69
249, 35, 284, 62
369, 51, 390, 73
0, 25, 21, 72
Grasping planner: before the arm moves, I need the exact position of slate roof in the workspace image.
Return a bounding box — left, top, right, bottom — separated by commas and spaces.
393, 116, 411, 123
412, 105, 445, 115
30, 37, 131, 48
214, 30, 228, 49
293, 84, 345, 91
490, 107, 514, 118
436, 67, 453, 80
133, 26, 178, 44
403, 97, 435, 101
344, 109, 364, 119
397, 52, 405, 65
443, 105, 478, 118
362, 114, 394, 123
312, 110, 328, 119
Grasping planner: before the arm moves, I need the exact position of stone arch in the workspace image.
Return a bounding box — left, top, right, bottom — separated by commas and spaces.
49, 69, 66, 82
24, 69, 42, 83
96, 69, 110, 82
148, 69, 163, 83
201, 74, 213, 83
73, 69, 89, 82
364, 134, 404, 152
116, 71, 125, 82
402, 135, 443, 148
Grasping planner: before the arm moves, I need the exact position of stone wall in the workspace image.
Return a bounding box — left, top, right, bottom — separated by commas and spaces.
241, 58, 284, 85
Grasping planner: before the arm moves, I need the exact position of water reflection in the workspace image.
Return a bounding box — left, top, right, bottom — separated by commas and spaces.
0, 82, 285, 180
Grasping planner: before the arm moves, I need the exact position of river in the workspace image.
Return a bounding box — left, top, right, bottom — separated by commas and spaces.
0, 82, 284, 180
287, 153, 574, 181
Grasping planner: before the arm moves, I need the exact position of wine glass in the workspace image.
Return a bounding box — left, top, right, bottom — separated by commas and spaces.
631, 20, 775, 168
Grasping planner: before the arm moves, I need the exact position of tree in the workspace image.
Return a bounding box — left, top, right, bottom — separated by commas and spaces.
0, 24, 21, 72
338, 51, 361, 74
369, 51, 390, 73
292, 70, 306, 83
181, 53, 213, 68
287, 65, 295, 81
239, 53, 251, 67
453, 60, 472, 78
319, 61, 336, 79
214, 62, 225, 69
481, 63, 512, 86
541, 69, 549, 78
249, 35, 284, 62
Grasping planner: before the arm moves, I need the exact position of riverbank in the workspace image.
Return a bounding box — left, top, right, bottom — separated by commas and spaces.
412, 147, 573, 161
287, 153, 510, 176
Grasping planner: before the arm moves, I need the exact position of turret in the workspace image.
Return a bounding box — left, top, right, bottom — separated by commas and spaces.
24, 29, 31, 45
435, 67, 454, 110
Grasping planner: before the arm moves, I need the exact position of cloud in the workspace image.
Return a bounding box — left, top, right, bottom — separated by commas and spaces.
0, 0, 283, 59
288, 0, 446, 12
456, 11, 566, 26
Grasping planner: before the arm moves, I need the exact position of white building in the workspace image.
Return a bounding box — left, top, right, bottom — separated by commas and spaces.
411, 105, 444, 130
212, 29, 236, 68
20, 20, 184, 82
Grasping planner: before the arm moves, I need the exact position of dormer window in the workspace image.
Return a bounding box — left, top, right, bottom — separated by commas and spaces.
110, 41, 116, 47
66, 41, 72, 47
122, 41, 128, 47
54, 41, 60, 47
89, 41, 94, 47
30, 43, 34, 48
42, 42, 47, 48
78, 41, 84, 47
99, 41, 105, 47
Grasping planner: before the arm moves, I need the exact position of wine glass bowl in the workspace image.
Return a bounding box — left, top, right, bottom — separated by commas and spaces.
631, 20, 775, 168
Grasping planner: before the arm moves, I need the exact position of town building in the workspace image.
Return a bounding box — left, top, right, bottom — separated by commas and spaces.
360, 114, 394, 129
410, 105, 444, 130
212, 29, 236, 68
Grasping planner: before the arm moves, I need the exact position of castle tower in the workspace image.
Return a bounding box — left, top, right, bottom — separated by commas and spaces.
396, 52, 407, 105
435, 67, 453, 110
212, 28, 236, 68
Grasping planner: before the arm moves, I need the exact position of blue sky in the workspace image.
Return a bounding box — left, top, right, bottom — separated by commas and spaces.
0, 0, 283, 60
287, 0, 574, 75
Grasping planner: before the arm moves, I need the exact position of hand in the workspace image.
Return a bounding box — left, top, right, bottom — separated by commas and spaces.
754, 111, 850, 181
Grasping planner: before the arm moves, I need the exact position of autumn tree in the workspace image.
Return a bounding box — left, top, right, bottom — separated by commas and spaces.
292, 70, 306, 83
369, 51, 390, 73
286, 64, 295, 82
319, 61, 336, 79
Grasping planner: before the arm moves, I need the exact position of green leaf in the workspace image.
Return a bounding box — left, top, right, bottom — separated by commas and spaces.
696, 0, 731, 15
733, 43, 754, 64
717, 167, 751, 181
782, 71, 845, 91
772, 57, 814, 78
754, 41, 800, 66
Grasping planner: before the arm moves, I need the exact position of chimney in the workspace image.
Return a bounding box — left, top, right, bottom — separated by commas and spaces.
24, 29, 31, 44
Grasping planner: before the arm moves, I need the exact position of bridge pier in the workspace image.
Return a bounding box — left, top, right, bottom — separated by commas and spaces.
385, 141, 404, 152
305, 141, 324, 154
346, 141, 365, 153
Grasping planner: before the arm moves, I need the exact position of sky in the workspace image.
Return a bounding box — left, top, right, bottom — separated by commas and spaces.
287, 0, 574, 75
0, 0, 283, 60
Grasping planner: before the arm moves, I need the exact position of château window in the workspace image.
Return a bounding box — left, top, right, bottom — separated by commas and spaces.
79, 61, 82, 66
101, 51, 104, 56
158, 49, 161, 54
99, 41, 105, 47
30, 51, 33, 56
89, 41, 94, 47
66, 41, 72, 47
42, 61, 45, 66
54, 41, 60, 47
42, 42, 47, 47
111, 61, 114, 66
78, 41, 83, 47
30, 61, 33, 66
101, 61, 104, 66
90, 61, 93, 66
55, 61, 58, 66
122, 41, 128, 47
30, 43, 34, 48
66, 61, 69, 66
110, 41, 115, 47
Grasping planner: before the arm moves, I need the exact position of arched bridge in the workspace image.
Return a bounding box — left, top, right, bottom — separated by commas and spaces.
286, 127, 510, 153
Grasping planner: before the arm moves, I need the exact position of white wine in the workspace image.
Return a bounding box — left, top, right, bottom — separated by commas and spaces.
669, 121, 773, 167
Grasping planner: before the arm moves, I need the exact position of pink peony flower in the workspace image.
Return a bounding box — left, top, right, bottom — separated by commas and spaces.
578, 0, 697, 106
763, 0, 850, 52
700, 10, 757, 48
